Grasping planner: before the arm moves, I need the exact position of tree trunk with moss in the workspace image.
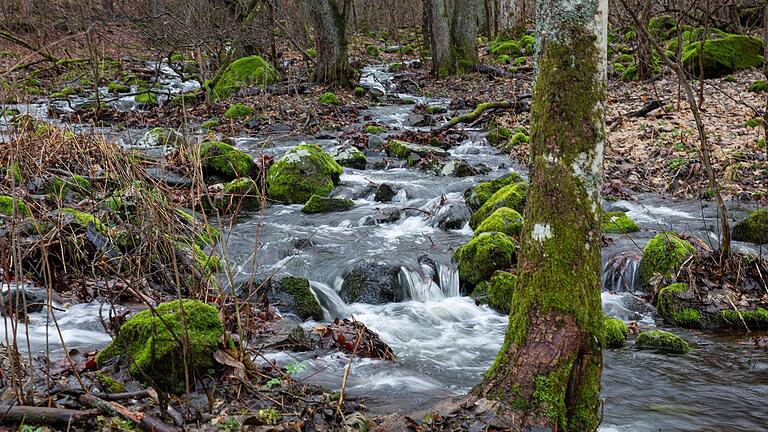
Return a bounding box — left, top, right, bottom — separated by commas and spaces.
309, 0, 351, 86
427, 0, 480, 77
477, 1, 607, 431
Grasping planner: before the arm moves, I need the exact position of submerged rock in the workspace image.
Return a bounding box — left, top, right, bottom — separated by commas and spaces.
602, 211, 639, 234
474, 207, 523, 237
638, 232, 695, 286
200, 141, 257, 181
374, 183, 397, 202
732, 208, 768, 244
209, 55, 278, 100
454, 232, 516, 289
267, 144, 343, 204
468, 181, 528, 230
635, 330, 690, 354
1, 289, 46, 317
331, 146, 367, 169
340, 262, 403, 304
95, 300, 224, 393
301, 195, 354, 213
464, 172, 525, 211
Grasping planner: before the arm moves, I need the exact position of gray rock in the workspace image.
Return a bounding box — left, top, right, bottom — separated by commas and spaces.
432, 202, 471, 230
372, 206, 401, 223
374, 183, 397, 202
340, 262, 404, 304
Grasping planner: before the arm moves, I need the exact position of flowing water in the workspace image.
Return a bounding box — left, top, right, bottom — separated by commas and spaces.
2, 64, 767, 431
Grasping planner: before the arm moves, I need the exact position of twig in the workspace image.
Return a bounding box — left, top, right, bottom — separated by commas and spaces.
336, 325, 365, 417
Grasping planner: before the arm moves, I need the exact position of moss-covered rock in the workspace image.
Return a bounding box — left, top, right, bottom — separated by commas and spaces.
319, 92, 340, 105
649, 15, 677, 40
199, 141, 257, 181
331, 146, 366, 169
56, 208, 108, 234
487, 126, 512, 145
301, 195, 354, 213
210, 55, 278, 100
365, 44, 380, 57
46, 176, 92, 202
137, 128, 187, 148
748, 80, 768, 93
364, 125, 386, 134
266, 144, 343, 204
0, 195, 30, 217
732, 208, 768, 244
271, 277, 323, 321
223, 103, 254, 119
602, 211, 639, 234
135, 92, 158, 107
474, 207, 523, 237
507, 131, 530, 147
468, 181, 528, 230
201, 118, 220, 130
107, 82, 130, 94
206, 177, 260, 212
388, 62, 403, 72
454, 232, 516, 288
604, 317, 629, 348
95, 300, 223, 393
473, 271, 517, 314
638, 232, 695, 286
464, 172, 524, 211
635, 330, 690, 354
656, 283, 701, 328
681, 34, 764, 78
718, 307, 768, 330
386, 140, 449, 165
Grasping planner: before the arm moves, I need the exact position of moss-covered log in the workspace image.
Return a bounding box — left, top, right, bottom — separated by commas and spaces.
477, 1, 608, 431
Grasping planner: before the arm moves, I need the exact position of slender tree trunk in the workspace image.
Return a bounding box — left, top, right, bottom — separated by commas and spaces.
636, 0, 652, 80
309, 0, 351, 86
763, 1, 767, 159
477, 0, 607, 430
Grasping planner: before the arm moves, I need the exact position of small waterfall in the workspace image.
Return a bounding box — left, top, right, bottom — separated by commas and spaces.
438, 264, 460, 297
309, 281, 349, 321
399, 267, 444, 301
602, 252, 641, 292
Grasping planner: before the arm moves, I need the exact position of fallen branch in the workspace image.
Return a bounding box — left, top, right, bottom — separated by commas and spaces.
433, 96, 531, 133
79, 393, 179, 432
627, 99, 662, 117
0, 405, 97, 426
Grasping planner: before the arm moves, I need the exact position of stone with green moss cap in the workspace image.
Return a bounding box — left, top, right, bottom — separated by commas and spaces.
0, 195, 30, 217
209, 55, 278, 100
269, 277, 323, 321
386, 140, 449, 163
681, 34, 764, 78
137, 128, 187, 148
267, 144, 343, 204
199, 141, 257, 181
475, 207, 523, 238
330, 146, 366, 169
718, 307, 768, 330
635, 329, 690, 354
656, 283, 702, 328
319, 92, 340, 105
301, 195, 354, 214
206, 177, 260, 212
748, 80, 768, 93
732, 209, 768, 244
223, 103, 254, 119
472, 271, 517, 314
454, 232, 516, 288
638, 232, 695, 286
602, 211, 639, 234
56, 208, 108, 235
469, 181, 528, 230
364, 125, 385, 134
95, 300, 224, 393
135, 92, 158, 107
464, 172, 524, 211
604, 317, 629, 348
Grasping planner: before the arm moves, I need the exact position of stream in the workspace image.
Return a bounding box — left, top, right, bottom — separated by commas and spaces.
2, 63, 767, 431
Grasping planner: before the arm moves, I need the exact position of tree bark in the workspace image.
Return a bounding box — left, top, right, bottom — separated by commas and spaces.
427, 0, 479, 77
426, 0, 453, 77
636, 0, 652, 80
477, 0, 607, 431
309, 0, 351, 86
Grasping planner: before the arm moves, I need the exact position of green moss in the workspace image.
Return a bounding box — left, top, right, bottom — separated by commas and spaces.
464, 172, 524, 210
388, 62, 403, 72
386, 140, 448, 165
635, 330, 690, 354
0, 195, 30, 217
170, 92, 201, 107
487, 126, 513, 144
1, 162, 23, 184
681, 35, 764, 78
96, 373, 126, 393
533, 360, 572, 428
748, 80, 768, 93
331, 146, 367, 169
745, 117, 763, 128
489, 40, 520, 56
354, 86, 365, 97
638, 232, 695, 285
732, 209, 768, 244
135, 92, 158, 107
426, 105, 447, 115
474, 207, 524, 237
656, 283, 701, 328
201, 118, 220, 130
209, 55, 278, 101
51, 87, 76, 98
267, 144, 343, 204
365, 44, 380, 57
723, 75, 736, 82
199, 141, 256, 181
649, 15, 677, 40
718, 307, 768, 330
319, 92, 340, 105
95, 300, 224, 393
59, 208, 108, 235
604, 317, 629, 348
107, 82, 130, 94
223, 103, 254, 119
602, 211, 639, 234
507, 131, 529, 147
301, 195, 353, 213
139, 128, 186, 148
364, 125, 385, 134
479, 271, 517, 314
279, 277, 323, 320
217, 177, 260, 210
454, 232, 516, 287
306, 48, 317, 58
468, 181, 528, 230
497, 54, 511, 64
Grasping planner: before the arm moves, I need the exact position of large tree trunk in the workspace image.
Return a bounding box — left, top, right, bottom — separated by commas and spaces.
453, 0, 480, 67
427, 0, 479, 77
309, 0, 351, 86
426, 0, 453, 77
636, 0, 652, 80
477, 0, 607, 431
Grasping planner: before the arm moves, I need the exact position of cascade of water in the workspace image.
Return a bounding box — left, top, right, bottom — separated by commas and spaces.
398, 267, 444, 301
309, 281, 349, 320
602, 252, 641, 293
438, 264, 460, 297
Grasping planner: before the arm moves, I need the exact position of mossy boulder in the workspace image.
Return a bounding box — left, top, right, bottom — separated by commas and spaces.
268, 277, 323, 321
748, 80, 768, 93
386, 140, 449, 165
95, 300, 224, 393
472, 271, 517, 314
487, 127, 512, 145
681, 34, 764, 78
507, 131, 530, 147
635, 330, 690, 354
301, 195, 354, 214
656, 283, 702, 328
223, 103, 254, 119
468, 181, 528, 230
718, 307, 768, 330
0, 195, 30, 217
732, 209, 768, 244
137, 128, 187, 148
56, 208, 108, 234
364, 125, 386, 134
602, 211, 639, 234
638, 232, 695, 286
45, 176, 92, 202
604, 317, 629, 348
135, 92, 158, 107
331, 146, 366, 169
267, 144, 343, 204
199, 141, 257, 181
107, 82, 130, 94
207, 178, 260, 212
464, 172, 524, 211
339, 262, 403, 304
454, 232, 516, 288
210, 55, 278, 100
201, 118, 220, 130
474, 207, 523, 238
319, 92, 340, 105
